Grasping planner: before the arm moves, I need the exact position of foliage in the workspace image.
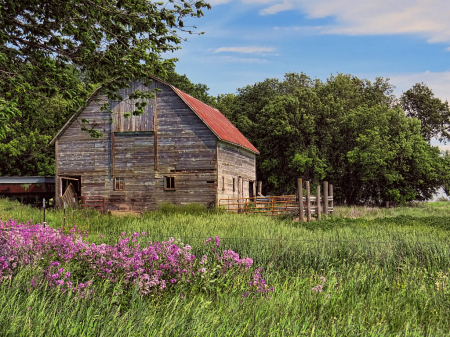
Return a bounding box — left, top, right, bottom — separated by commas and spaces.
166, 71, 215, 105
0, 67, 92, 176
401, 83, 450, 142
213, 73, 450, 204
0, 0, 211, 97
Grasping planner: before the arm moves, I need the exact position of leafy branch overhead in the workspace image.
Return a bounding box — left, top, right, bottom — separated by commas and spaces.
0, 0, 211, 122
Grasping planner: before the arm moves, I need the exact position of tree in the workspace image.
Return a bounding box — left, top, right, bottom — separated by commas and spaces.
166, 71, 214, 105
0, 67, 92, 176
216, 72, 450, 204
401, 83, 450, 142
0, 0, 211, 123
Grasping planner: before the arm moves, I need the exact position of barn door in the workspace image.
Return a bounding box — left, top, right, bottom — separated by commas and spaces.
110, 81, 156, 133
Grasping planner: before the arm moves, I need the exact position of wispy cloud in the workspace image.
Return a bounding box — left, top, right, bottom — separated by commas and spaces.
219, 56, 269, 64
215, 46, 275, 53
208, 0, 234, 5
260, 1, 293, 15
243, 0, 450, 44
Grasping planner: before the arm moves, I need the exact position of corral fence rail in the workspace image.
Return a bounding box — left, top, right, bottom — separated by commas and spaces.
75, 196, 105, 213
219, 179, 333, 220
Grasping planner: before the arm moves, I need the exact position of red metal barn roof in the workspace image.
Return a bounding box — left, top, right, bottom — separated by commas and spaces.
172, 87, 259, 154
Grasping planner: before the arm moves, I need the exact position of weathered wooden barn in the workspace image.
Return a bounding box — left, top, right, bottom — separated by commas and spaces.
50, 76, 259, 212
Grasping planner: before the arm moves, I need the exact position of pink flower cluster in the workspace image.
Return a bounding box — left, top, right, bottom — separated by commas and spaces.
0, 219, 273, 298
312, 276, 326, 293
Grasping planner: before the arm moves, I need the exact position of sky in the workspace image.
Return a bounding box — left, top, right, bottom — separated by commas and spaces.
171, 0, 450, 151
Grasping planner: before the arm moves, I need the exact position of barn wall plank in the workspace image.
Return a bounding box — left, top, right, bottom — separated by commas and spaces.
217, 141, 256, 201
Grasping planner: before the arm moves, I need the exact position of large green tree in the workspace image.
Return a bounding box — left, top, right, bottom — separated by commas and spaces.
401, 83, 450, 142
0, 0, 210, 137
214, 73, 450, 204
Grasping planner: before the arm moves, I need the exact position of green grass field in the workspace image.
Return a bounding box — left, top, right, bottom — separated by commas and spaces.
2, 199, 450, 336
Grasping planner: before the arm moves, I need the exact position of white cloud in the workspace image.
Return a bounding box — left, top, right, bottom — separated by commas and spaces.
219, 56, 269, 64
260, 1, 293, 15
389, 70, 450, 103
215, 46, 275, 53
242, 0, 450, 45
208, 0, 233, 5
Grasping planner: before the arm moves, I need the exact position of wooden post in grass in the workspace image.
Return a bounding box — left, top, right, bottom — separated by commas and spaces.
298, 178, 304, 222
323, 181, 329, 217
306, 181, 311, 222
257, 181, 262, 196
329, 184, 333, 214
316, 185, 321, 221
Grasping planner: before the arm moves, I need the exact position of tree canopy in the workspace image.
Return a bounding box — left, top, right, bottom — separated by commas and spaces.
401, 83, 450, 143
0, 0, 210, 137
213, 73, 450, 205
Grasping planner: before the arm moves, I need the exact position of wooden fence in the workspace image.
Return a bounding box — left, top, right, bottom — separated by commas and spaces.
218, 179, 333, 221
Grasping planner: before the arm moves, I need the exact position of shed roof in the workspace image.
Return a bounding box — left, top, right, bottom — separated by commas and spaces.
171, 87, 259, 154
0, 176, 55, 184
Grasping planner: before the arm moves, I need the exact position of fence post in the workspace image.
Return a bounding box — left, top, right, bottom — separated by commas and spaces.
329, 184, 333, 214
271, 196, 274, 216
43, 198, 46, 227
323, 181, 329, 217
63, 202, 66, 229
257, 181, 262, 196
298, 178, 304, 222
306, 181, 311, 222
316, 185, 321, 221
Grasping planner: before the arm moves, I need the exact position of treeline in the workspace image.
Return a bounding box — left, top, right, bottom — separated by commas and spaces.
208, 73, 450, 205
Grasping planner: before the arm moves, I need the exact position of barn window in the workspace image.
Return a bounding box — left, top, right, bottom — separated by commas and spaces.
222, 176, 225, 191
114, 177, 124, 191
164, 176, 176, 190
233, 178, 235, 192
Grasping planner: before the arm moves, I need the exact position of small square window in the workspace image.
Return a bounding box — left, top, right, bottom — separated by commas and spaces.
164, 176, 176, 190
114, 177, 124, 191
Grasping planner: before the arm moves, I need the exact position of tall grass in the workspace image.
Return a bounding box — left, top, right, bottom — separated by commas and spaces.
3, 198, 450, 335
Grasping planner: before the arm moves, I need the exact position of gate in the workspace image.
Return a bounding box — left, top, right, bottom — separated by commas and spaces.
219, 195, 299, 215
75, 195, 105, 212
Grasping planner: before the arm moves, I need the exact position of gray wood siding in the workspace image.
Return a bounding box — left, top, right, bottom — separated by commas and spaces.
217, 141, 256, 201
55, 79, 221, 212
56, 94, 112, 204
111, 81, 156, 132
153, 82, 217, 208
111, 133, 155, 211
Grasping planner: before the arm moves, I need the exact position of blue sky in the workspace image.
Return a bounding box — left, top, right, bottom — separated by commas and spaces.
170, 0, 450, 151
